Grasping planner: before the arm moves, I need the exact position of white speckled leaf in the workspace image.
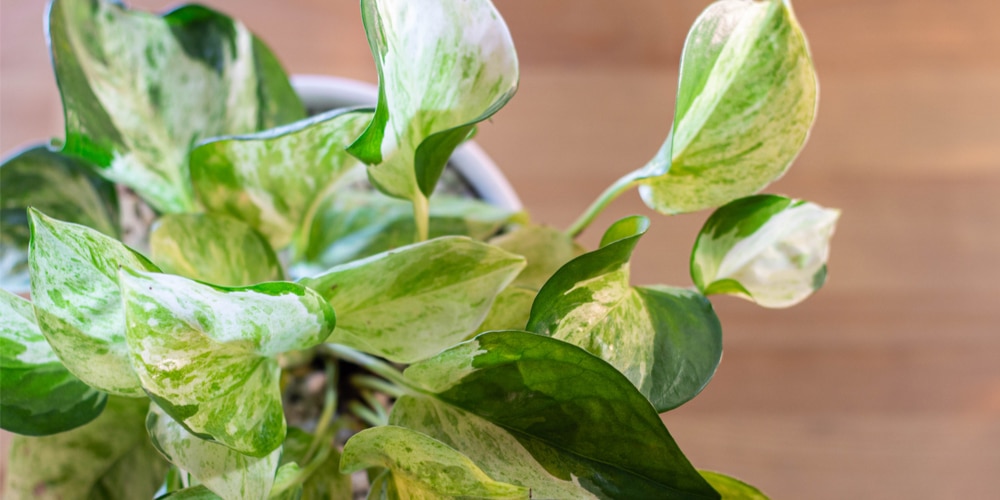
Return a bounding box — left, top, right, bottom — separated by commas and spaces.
397, 331, 718, 498
528, 216, 723, 411
150, 213, 283, 287
0, 289, 106, 435
190, 109, 372, 249
119, 269, 335, 456
47, 0, 304, 213
636, 0, 818, 214
1, 144, 117, 294
147, 404, 280, 500
295, 188, 519, 273
3, 396, 169, 500
692, 194, 839, 308
341, 425, 528, 499
301, 236, 524, 363
348, 0, 519, 201
28, 209, 158, 397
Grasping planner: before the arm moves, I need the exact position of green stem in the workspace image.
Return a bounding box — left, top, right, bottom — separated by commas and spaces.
348, 400, 387, 427
303, 362, 338, 464
360, 389, 389, 424
352, 374, 406, 399
566, 171, 643, 238
322, 344, 421, 395
413, 193, 430, 242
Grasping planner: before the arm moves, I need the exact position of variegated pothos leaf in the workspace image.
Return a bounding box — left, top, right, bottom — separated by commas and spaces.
119, 269, 335, 456
47, 0, 304, 212
28, 209, 158, 397
348, 0, 519, 201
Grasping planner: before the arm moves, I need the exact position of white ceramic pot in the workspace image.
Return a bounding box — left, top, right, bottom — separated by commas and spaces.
290, 75, 522, 212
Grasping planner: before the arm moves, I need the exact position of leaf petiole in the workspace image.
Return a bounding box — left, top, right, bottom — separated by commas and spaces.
321, 343, 422, 396
565, 171, 643, 238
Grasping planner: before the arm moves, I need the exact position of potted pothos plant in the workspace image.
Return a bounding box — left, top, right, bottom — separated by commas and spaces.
0, 0, 839, 498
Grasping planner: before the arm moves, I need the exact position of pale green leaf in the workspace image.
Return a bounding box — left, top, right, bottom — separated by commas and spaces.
150, 213, 283, 286
341, 426, 528, 499
636, 0, 818, 214
0, 144, 117, 294
700, 471, 769, 499
48, 0, 304, 212
120, 269, 335, 456
474, 285, 535, 334
489, 224, 585, 290
3, 396, 169, 500
348, 0, 518, 201
396, 331, 719, 499
190, 109, 373, 249
28, 209, 158, 397
528, 216, 722, 411
147, 404, 281, 500
301, 236, 524, 363
0, 289, 106, 435
692, 194, 839, 308
296, 188, 518, 273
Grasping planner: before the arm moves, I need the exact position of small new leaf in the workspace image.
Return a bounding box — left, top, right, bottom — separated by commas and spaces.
348, 0, 519, 201
120, 269, 335, 456
28, 209, 158, 397
636, 0, 818, 214
692, 194, 839, 308
301, 236, 524, 363
341, 426, 529, 499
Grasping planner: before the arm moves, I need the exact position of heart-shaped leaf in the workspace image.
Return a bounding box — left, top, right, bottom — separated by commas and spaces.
0, 289, 106, 435
3, 396, 169, 500
28, 209, 159, 397
348, 0, 518, 201
342, 425, 529, 499
48, 0, 304, 212
150, 213, 283, 286
395, 331, 719, 499
636, 0, 817, 214
295, 188, 519, 273
528, 216, 722, 411
489, 224, 585, 290
1, 144, 117, 294
301, 236, 524, 363
190, 109, 373, 249
700, 471, 769, 499
146, 404, 282, 500
120, 269, 335, 456
692, 194, 839, 308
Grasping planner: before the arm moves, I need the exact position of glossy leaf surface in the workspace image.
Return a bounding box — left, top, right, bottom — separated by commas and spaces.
120, 269, 335, 456
190, 109, 372, 249
348, 0, 518, 200
296, 189, 518, 273
28, 210, 158, 396
3, 397, 169, 500
528, 216, 722, 411
0, 289, 106, 435
301, 237, 523, 363
341, 425, 528, 499
1, 145, 118, 293
701, 471, 769, 499
396, 331, 719, 499
637, 0, 818, 214
692, 194, 839, 308
48, 0, 304, 212
150, 213, 282, 286
147, 404, 281, 500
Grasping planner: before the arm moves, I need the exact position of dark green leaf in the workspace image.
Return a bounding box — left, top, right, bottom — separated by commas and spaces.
394, 331, 719, 499
0, 144, 117, 294
0, 289, 107, 435
150, 213, 283, 286
636, 0, 818, 214
692, 194, 839, 308
3, 396, 169, 500
47, 0, 304, 212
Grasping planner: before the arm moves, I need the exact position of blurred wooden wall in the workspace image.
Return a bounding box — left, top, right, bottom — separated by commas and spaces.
3, 1, 999, 498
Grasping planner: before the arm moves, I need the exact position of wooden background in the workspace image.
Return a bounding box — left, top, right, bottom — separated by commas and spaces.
2, 0, 999, 497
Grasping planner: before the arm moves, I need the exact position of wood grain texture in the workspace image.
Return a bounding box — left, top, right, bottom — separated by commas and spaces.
2, 1, 998, 498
